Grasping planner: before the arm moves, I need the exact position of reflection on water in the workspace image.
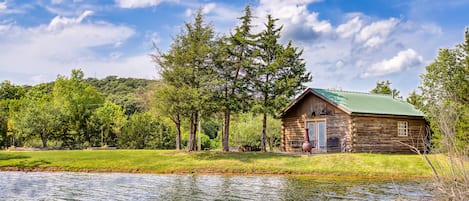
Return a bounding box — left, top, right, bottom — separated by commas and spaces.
0, 172, 432, 200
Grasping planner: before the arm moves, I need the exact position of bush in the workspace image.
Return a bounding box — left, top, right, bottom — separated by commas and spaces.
118, 112, 175, 149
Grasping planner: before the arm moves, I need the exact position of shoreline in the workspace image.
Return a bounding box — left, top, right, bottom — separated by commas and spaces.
0, 167, 433, 180
0, 150, 439, 180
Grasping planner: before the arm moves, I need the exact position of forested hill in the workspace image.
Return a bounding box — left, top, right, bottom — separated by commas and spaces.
84, 76, 158, 115
0, 74, 163, 149
1, 76, 158, 115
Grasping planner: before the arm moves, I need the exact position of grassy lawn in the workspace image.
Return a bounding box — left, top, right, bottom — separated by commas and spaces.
0, 150, 436, 178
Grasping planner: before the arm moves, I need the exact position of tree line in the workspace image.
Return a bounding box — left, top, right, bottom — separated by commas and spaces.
0, 71, 177, 149
397, 29, 468, 153
151, 6, 311, 152
0, 70, 285, 150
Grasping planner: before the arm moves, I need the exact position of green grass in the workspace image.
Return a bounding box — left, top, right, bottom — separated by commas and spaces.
0, 150, 436, 178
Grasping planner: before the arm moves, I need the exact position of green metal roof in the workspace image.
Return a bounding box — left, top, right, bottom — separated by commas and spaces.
312, 88, 425, 117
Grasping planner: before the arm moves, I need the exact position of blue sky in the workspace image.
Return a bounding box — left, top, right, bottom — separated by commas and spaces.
1, 0, 468, 97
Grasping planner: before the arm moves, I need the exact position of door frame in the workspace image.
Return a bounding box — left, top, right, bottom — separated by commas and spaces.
305, 119, 327, 153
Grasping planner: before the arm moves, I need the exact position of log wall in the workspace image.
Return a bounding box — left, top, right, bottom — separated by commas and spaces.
350, 115, 427, 153
281, 93, 351, 153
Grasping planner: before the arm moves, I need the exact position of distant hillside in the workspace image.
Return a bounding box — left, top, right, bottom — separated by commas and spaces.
85, 76, 159, 115
2, 76, 159, 115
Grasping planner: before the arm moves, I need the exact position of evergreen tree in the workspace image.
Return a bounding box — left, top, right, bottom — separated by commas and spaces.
370, 80, 401, 98
214, 5, 256, 152
152, 10, 216, 151
253, 15, 312, 152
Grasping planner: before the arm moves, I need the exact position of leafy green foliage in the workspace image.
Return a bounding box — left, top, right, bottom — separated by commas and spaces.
119, 112, 175, 149
85, 76, 155, 115
370, 80, 401, 98
0, 81, 27, 148
419, 29, 469, 151
230, 113, 281, 150
0, 81, 25, 100
92, 101, 127, 146
53, 69, 105, 148
406, 90, 423, 109
13, 92, 62, 148
201, 117, 220, 139
0, 71, 179, 149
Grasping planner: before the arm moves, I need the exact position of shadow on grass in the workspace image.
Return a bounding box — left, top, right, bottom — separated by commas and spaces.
16, 160, 51, 168
192, 152, 299, 163
0, 155, 30, 161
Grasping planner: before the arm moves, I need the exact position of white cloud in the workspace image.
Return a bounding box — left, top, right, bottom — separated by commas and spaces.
51, 0, 63, 4
355, 18, 399, 48
336, 16, 362, 38
202, 3, 216, 14
362, 49, 423, 77
184, 8, 193, 17
48, 10, 93, 31
0, 1, 33, 15
0, 1, 6, 10
182, 2, 241, 34
254, 0, 331, 42
115, 0, 173, 8
0, 11, 146, 85
335, 60, 345, 68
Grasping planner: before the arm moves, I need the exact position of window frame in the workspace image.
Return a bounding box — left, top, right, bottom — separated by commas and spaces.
397, 121, 408, 137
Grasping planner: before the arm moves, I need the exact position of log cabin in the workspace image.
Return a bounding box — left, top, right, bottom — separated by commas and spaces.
280, 88, 429, 154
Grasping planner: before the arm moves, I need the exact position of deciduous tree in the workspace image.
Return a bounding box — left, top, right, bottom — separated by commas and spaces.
420, 29, 469, 151
93, 101, 127, 146
53, 69, 104, 148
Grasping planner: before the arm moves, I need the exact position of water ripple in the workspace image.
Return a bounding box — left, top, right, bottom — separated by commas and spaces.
0, 172, 433, 200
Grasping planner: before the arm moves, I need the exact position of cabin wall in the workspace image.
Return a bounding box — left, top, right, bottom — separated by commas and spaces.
281, 93, 351, 153
350, 115, 427, 153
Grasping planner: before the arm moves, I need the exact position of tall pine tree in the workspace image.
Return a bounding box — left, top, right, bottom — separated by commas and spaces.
253, 15, 312, 152
152, 10, 216, 151
214, 5, 256, 152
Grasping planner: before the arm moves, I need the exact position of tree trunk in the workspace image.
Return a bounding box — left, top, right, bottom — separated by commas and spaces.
188, 112, 198, 151
261, 112, 267, 152
41, 133, 48, 148
269, 134, 274, 152
222, 110, 230, 152
188, 113, 195, 151
194, 112, 199, 151
175, 114, 181, 150
101, 129, 104, 147
197, 113, 201, 151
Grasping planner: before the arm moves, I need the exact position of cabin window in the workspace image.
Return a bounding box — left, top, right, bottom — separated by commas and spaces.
397, 121, 408, 136
290, 140, 302, 149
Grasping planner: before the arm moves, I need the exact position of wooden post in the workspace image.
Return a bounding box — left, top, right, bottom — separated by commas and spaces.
197, 113, 202, 151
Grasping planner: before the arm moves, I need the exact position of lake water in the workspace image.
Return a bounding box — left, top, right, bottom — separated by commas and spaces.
0, 171, 433, 200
